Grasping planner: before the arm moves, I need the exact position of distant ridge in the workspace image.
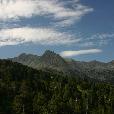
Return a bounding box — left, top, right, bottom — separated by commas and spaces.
10, 50, 114, 83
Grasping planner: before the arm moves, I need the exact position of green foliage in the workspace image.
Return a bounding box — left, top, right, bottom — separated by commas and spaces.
0, 60, 114, 114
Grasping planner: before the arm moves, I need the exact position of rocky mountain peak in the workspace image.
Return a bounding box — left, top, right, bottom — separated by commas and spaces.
10, 50, 114, 83
40, 50, 68, 67
42, 50, 57, 56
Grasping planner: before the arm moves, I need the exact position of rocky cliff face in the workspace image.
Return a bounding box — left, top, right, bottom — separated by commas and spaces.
10, 50, 114, 83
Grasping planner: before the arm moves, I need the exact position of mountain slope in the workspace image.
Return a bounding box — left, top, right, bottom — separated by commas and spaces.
10, 50, 114, 83
0, 59, 114, 114
11, 50, 73, 74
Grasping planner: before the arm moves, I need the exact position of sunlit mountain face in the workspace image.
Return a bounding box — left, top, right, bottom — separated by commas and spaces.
9, 50, 114, 83
0, 0, 114, 62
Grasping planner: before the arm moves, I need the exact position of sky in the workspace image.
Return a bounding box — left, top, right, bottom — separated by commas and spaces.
0, 0, 114, 62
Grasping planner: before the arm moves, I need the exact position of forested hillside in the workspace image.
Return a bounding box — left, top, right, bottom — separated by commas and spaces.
0, 59, 114, 114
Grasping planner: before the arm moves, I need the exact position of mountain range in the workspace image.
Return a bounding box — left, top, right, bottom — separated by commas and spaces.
10, 50, 114, 83
1, 58, 114, 114
0, 50, 114, 114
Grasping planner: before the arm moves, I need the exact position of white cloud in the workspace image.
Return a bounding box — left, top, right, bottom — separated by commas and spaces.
90, 33, 114, 40
77, 33, 114, 48
0, 0, 38, 20
0, 27, 80, 46
0, 0, 93, 47
89, 33, 114, 46
60, 49, 102, 57
0, 0, 93, 26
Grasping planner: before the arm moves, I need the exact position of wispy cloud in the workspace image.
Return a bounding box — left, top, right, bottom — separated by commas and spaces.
0, 0, 93, 48
0, 27, 80, 47
60, 49, 102, 57
89, 33, 114, 46
0, 0, 38, 21
0, 0, 93, 26
90, 33, 114, 40
77, 33, 114, 47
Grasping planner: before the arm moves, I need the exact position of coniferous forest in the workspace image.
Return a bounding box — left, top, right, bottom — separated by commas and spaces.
0, 60, 114, 114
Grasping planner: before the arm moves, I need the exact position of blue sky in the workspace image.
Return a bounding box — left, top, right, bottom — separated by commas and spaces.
0, 0, 114, 62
